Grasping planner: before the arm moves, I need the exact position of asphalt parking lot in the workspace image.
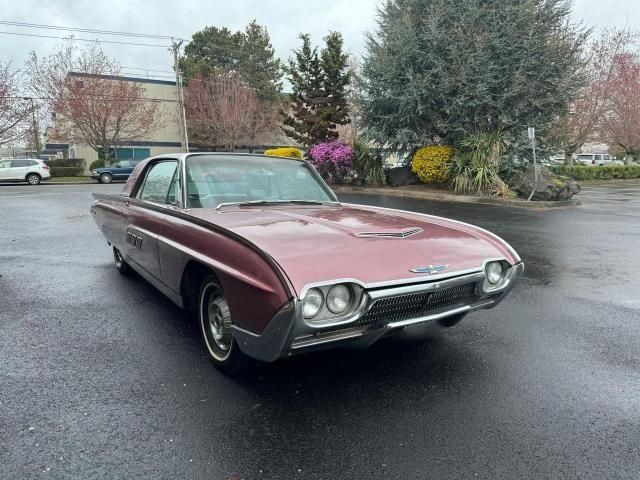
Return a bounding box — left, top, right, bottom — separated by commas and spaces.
1, 181, 639, 479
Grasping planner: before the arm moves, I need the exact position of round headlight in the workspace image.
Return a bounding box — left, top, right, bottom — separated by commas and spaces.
486, 262, 504, 285
326, 284, 352, 314
302, 288, 323, 318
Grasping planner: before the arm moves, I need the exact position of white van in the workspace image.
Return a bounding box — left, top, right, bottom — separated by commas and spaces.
576, 154, 621, 166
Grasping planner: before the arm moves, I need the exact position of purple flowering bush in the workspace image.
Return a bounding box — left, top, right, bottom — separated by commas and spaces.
308, 141, 354, 183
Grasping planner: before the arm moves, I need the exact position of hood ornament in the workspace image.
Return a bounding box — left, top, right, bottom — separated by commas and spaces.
410, 264, 449, 274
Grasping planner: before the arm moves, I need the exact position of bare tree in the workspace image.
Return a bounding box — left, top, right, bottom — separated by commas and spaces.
0, 62, 31, 146
551, 29, 634, 165
185, 72, 279, 151
602, 52, 640, 164
26, 41, 164, 162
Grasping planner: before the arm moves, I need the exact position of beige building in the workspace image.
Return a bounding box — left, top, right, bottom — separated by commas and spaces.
48, 73, 185, 168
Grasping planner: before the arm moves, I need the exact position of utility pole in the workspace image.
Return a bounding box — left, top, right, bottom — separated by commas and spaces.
23, 97, 41, 156
527, 126, 538, 202
171, 39, 189, 152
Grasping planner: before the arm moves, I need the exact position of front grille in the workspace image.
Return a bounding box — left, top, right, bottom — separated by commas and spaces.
357, 282, 480, 326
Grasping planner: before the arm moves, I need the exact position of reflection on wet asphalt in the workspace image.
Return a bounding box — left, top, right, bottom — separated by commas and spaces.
1, 182, 639, 479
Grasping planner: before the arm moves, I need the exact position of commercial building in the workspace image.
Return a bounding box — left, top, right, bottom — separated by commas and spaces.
47, 72, 184, 168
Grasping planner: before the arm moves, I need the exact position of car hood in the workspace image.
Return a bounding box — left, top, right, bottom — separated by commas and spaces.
188, 203, 519, 295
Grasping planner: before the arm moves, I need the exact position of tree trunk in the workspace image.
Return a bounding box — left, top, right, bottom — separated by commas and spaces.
564, 151, 575, 166
624, 154, 633, 165
103, 146, 111, 166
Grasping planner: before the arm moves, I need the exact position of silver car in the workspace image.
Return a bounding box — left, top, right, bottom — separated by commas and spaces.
0, 158, 51, 185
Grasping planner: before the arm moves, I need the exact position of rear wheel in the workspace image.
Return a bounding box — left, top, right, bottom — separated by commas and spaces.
198, 276, 251, 375
113, 247, 130, 275
26, 173, 41, 185
99, 173, 113, 184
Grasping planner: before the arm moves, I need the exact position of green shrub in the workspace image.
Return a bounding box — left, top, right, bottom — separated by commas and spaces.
50, 166, 84, 177
411, 146, 454, 183
89, 159, 105, 170
551, 165, 640, 180
352, 139, 385, 186
264, 147, 303, 159
449, 132, 511, 196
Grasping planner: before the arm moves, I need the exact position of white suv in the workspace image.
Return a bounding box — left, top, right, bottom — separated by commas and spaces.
0, 158, 51, 185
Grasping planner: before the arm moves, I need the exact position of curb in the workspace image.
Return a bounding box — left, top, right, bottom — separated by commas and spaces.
45, 182, 96, 185
333, 186, 581, 209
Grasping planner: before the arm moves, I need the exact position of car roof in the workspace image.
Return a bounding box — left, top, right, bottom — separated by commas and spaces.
148, 152, 306, 163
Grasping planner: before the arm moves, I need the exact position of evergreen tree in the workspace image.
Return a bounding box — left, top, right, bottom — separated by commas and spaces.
240, 20, 282, 101
282, 33, 351, 146
358, 0, 588, 153
282, 34, 329, 146
180, 26, 244, 77
180, 21, 282, 99
319, 31, 351, 132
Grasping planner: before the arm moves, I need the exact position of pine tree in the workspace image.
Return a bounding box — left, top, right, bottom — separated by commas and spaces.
282, 33, 351, 146
180, 20, 282, 99
319, 31, 351, 136
282, 34, 329, 146
240, 20, 282, 101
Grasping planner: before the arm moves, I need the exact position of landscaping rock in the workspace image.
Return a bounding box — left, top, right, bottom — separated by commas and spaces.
387, 165, 419, 187
513, 165, 581, 201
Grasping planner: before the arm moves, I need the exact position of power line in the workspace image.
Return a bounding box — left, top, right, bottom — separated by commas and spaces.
0, 20, 188, 41
0, 30, 170, 48
0, 95, 178, 103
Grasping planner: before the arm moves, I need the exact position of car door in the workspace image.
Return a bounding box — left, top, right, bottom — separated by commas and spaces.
0, 160, 12, 180
10, 160, 30, 180
122, 159, 179, 281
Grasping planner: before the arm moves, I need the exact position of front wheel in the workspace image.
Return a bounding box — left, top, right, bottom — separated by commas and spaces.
113, 247, 130, 275
99, 173, 113, 184
198, 276, 251, 375
26, 173, 41, 185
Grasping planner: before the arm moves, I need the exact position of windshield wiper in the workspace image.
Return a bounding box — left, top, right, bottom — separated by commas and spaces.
217, 200, 341, 210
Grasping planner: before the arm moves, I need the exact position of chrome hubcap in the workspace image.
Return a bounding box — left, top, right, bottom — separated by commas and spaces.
114, 249, 122, 267
207, 294, 232, 352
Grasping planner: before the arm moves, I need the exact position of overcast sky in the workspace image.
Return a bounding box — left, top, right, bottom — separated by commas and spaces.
1, 0, 637, 81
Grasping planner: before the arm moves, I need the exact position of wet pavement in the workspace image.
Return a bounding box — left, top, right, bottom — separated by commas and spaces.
1, 182, 639, 479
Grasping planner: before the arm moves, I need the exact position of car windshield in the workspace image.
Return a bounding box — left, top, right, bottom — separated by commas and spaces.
185, 154, 336, 208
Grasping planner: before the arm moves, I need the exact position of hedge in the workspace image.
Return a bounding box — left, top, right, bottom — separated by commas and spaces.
50, 166, 85, 177
263, 147, 304, 159
551, 165, 640, 180
411, 145, 454, 183
44, 158, 86, 169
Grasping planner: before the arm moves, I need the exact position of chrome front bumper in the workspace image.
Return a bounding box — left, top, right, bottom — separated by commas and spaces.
232, 261, 525, 362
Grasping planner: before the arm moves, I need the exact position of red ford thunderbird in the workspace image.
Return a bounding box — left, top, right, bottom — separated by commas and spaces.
90, 153, 523, 373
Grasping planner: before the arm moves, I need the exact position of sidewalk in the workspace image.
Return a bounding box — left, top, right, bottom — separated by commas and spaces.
333, 184, 581, 209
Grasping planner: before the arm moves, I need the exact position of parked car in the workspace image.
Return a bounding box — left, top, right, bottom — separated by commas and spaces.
91, 159, 142, 183
576, 154, 616, 166
0, 158, 51, 185
90, 153, 524, 374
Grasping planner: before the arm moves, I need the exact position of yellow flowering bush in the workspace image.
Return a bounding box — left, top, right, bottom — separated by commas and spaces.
411, 145, 455, 183
263, 147, 303, 159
